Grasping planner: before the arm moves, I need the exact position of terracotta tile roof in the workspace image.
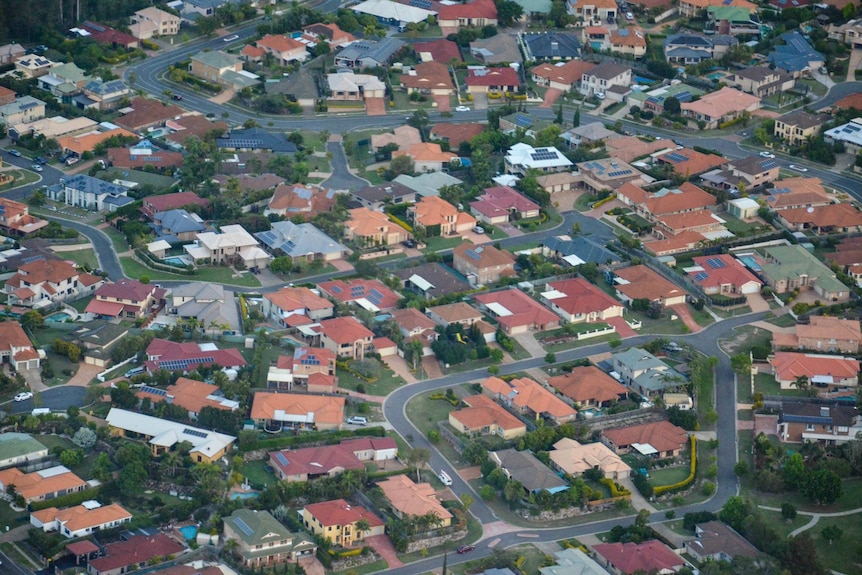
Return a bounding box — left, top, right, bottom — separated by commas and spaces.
393, 142, 457, 163
305, 499, 384, 528
796, 316, 862, 343
241, 45, 266, 59
258, 34, 305, 53
143, 339, 247, 372
114, 97, 185, 131
779, 202, 862, 229
317, 316, 374, 345
303, 23, 356, 45
265, 287, 334, 313
269, 444, 364, 477
427, 302, 482, 323
544, 278, 623, 317
164, 115, 228, 145
765, 177, 831, 209
390, 307, 437, 332
136, 377, 235, 414
470, 186, 540, 219
378, 474, 453, 521
430, 122, 485, 147
531, 60, 596, 86
613, 265, 688, 302
268, 182, 339, 215
438, 0, 498, 20
466, 67, 520, 87
0, 322, 37, 354
548, 365, 628, 404
474, 289, 557, 330
107, 146, 183, 169
58, 128, 137, 156
618, 181, 716, 216
400, 61, 454, 91
611, 27, 647, 47
453, 243, 515, 270
0, 467, 86, 502
346, 207, 400, 237
318, 279, 400, 310
92, 278, 159, 303
681, 86, 760, 119
593, 540, 685, 574
252, 392, 345, 425
88, 534, 184, 574
549, 437, 631, 476
605, 136, 670, 164
769, 351, 859, 382
6, 259, 85, 288
657, 209, 723, 233
656, 148, 728, 176
412, 196, 466, 228
143, 191, 209, 215
481, 376, 577, 419
0, 198, 47, 234
834, 92, 862, 110
36, 503, 132, 533
65, 540, 100, 556
602, 420, 688, 454
690, 254, 761, 291
414, 39, 462, 62
452, 394, 527, 432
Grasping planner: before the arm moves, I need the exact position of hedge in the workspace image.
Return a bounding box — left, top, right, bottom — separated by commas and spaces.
241, 426, 386, 452
653, 436, 697, 496
600, 477, 631, 498
388, 214, 413, 233
429, 392, 459, 406
31, 486, 101, 511
592, 193, 616, 210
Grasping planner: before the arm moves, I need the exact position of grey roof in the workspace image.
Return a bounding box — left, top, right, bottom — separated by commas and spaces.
72, 320, 129, 348
0, 96, 45, 118
83, 79, 127, 96
59, 174, 127, 197
217, 127, 297, 153
222, 70, 260, 89
191, 50, 241, 69
613, 348, 670, 372
171, 282, 227, 301
768, 31, 824, 72
777, 109, 829, 130
392, 262, 472, 298
393, 171, 463, 197
778, 401, 857, 427
688, 521, 762, 560
353, 181, 416, 203
564, 123, 617, 141
174, 289, 241, 333
587, 62, 630, 80
103, 195, 135, 207
665, 33, 714, 48
729, 155, 778, 175
732, 66, 779, 81
255, 220, 348, 259
540, 548, 608, 575
542, 235, 619, 264
665, 47, 712, 60
155, 209, 207, 234
491, 449, 569, 494
470, 34, 523, 64
521, 32, 581, 60
0, 433, 47, 462
336, 37, 405, 66
266, 67, 319, 100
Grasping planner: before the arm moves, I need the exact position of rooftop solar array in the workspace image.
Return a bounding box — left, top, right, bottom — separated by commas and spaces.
705, 256, 726, 269
183, 428, 207, 438
663, 151, 689, 163
410, 0, 433, 9
466, 248, 484, 260
330, 285, 342, 294
760, 159, 778, 170
530, 148, 560, 161
693, 271, 709, 281
300, 355, 321, 365
233, 517, 254, 537
607, 169, 633, 178
156, 356, 215, 370
140, 385, 166, 396
368, 288, 384, 306
274, 452, 288, 465
513, 113, 532, 128
21, 255, 46, 264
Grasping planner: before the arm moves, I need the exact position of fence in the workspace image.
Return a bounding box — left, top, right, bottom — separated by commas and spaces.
582, 407, 663, 432
436, 421, 465, 455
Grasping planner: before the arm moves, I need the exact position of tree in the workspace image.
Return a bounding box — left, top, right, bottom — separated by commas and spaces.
731, 354, 752, 377
355, 518, 371, 537
719, 496, 752, 532
664, 96, 681, 115
781, 502, 797, 522
388, 155, 415, 178
495, 0, 524, 26
59, 449, 84, 468
784, 533, 827, 575
406, 447, 430, 482
573, 108, 580, 128
461, 493, 474, 511
72, 427, 97, 449
783, 452, 806, 490
821, 524, 843, 545
802, 468, 843, 505
554, 102, 563, 125
545, 351, 556, 364
790, 374, 810, 392
21, 310, 44, 332
480, 484, 495, 501
734, 461, 748, 477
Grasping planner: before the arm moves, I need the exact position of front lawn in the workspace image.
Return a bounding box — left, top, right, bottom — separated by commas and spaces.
60, 248, 99, 270
336, 358, 406, 397
648, 464, 692, 488
423, 235, 469, 253
0, 169, 41, 192
120, 257, 261, 287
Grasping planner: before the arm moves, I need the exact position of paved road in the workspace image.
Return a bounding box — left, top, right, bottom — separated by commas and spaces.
322, 141, 369, 191
3, 386, 88, 415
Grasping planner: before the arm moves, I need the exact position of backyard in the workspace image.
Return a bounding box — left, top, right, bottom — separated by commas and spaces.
336, 358, 406, 397
59, 248, 99, 271
120, 257, 262, 287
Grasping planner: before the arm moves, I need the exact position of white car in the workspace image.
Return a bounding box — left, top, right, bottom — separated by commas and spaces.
14, 392, 33, 402
347, 416, 367, 426
472, 226, 485, 234
455, 105, 471, 112
596, 92, 606, 100
788, 164, 808, 172
31, 164, 42, 172
626, 11, 634, 19
223, 34, 239, 42
759, 151, 775, 158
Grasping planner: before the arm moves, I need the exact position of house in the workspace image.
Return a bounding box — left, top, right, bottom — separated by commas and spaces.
71, 321, 130, 368
409, 196, 476, 236
151, 209, 206, 242
470, 186, 540, 224
414, 39, 462, 63
0, 43, 25, 65
351, 182, 416, 210
212, 173, 285, 197
390, 307, 438, 354
604, 136, 670, 164
767, 31, 824, 75
540, 278, 624, 324
114, 97, 185, 132
711, 155, 780, 190
680, 86, 760, 129
759, 245, 849, 300
371, 125, 422, 152
303, 500, 385, 546
601, 420, 688, 458
189, 50, 259, 90
256, 34, 308, 65
251, 392, 345, 430
262, 287, 333, 328
378, 475, 453, 526
531, 61, 595, 92
87, 534, 184, 575
775, 109, 830, 146
540, 548, 608, 575
339, 437, 398, 462
776, 401, 862, 444
13, 55, 57, 79
576, 158, 648, 193
465, 67, 521, 94
166, 282, 241, 335
764, 177, 832, 211
31, 502, 132, 539
611, 265, 688, 307
55, 127, 137, 158
547, 366, 628, 408
80, 22, 139, 49
143, 339, 247, 374
567, 0, 618, 23
265, 183, 342, 219
687, 254, 762, 296
142, 191, 209, 219
217, 127, 295, 154
824, 117, 862, 151
0, 466, 86, 504
685, 521, 762, 563
0, 196, 47, 237
393, 142, 457, 172
303, 22, 356, 48
773, 316, 862, 353
345, 207, 410, 246
224, 509, 316, 567
427, 302, 497, 342
833, 92, 862, 111
129, 7, 180, 39
399, 61, 455, 96
560, 122, 616, 149
541, 235, 621, 267
266, 347, 337, 390
475, 289, 559, 334
453, 244, 516, 286
269, 445, 365, 481
776, 202, 862, 234
449, 394, 527, 440
548, 437, 631, 479
85, 278, 165, 319
586, 27, 646, 58
520, 32, 582, 61
482, 375, 577, 424
430, 123, 485, 149
333, 37, 405, 69
256, 221, 349, 264
678, 0, 755, 17
0, 433, 48, 470
0, 322, 40, 371
611, 347, 686, 398
44, 174, 131, 212
0, 86, 15, 106
391, 262, 473, 299
505, 143, 573, 175
136, 377, 238, 418
769, 352, 859, 392
37, 63, 90, 97
593, 541, 686, 575
437, 0, 498, 31
827, 18, 862, 47
579, 62, 631, 98
185, 224, 271, 269
470, 34, 523, 65
726, 66, 794, 98
318, 278, 400, 312
316, 317, 375, 360
108, 145, 184, 170
707, 5, 760, 36
653, 148, 728, 177
490, 448, 569, 494
5, 259, 103, 308
629, 82, 704, 114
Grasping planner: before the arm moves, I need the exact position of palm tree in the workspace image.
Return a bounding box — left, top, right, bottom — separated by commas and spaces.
791, 374, 810, 392
163, 451, 183, 477
354, 518, 371, 541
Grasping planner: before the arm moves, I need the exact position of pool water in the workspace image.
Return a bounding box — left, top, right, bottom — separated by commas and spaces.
178, 525, 197, 540
634, 76, 654, 85
46, 312, 72, 322
230, 492, 259, 501
706, 72, 724, 81
736, 254, 761, 271
163, 256, 191, 267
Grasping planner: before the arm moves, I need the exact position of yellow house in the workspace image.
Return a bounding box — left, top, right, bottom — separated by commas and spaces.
302, 499, 385, 547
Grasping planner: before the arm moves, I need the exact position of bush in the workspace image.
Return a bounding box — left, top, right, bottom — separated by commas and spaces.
632, 472, 653, 497
653, 437, 697, 496
600, 477, 631, 498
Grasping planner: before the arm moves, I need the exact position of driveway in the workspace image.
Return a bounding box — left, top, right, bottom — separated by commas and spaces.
365, 97, 387, 116
65, 363, 102, 387
745, 292, 770, 313
539, 88, 563, 108
297, 556, 325, 575
847, 48, 862, 82
472, 92, 489, 110
513, 333, 545, 357
365, 534, 404, 568
668, 304, 702, 333
321, 141, 368, 192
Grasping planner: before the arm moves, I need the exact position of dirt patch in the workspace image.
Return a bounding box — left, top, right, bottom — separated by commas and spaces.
719, 325, 770, 356
208, 89, 235, 105
459, 466, 483, 480
539, 87, 563, 108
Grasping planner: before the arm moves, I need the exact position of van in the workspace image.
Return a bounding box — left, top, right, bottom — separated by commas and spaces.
125, 367, 145, 378
438, 470, 453, 486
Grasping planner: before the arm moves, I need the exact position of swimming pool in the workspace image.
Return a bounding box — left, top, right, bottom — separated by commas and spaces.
706, 72, 725, 81
736, 254, 762, 271
634, 76, 654, 85
230, 492, 260, 501
178, 525, 197, 540
163, 255, 192, 267
46, 312, 72, 322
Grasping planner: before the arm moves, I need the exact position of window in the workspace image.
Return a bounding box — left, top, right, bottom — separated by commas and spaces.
806, 424, 815, 431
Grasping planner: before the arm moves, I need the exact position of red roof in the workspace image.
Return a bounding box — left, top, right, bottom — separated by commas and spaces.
593, 541, 685, 574
318, 279, 400, 310
304, 499, 384, 528
66, 540, 100, 555
84, 299, 125, 317
690, 254, 761, 291
93, 278, 160, 303
545, 278, 623, 317
431, 122, 485, 147
466, 67, 520, 87
470, 185, 540, 219
414, 39, 462, 63
144, 338, 247, 372
474, 289, 559, 330
269, 444, 365, 478
438, 0, 498, 20
143, 191, 209, 217
89, 534, 184, 574
769, 352, 860, 382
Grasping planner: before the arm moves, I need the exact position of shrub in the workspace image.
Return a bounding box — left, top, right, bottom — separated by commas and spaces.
600, 477, 631, 498
632, 472, 653, 497
653, 436, 697, 496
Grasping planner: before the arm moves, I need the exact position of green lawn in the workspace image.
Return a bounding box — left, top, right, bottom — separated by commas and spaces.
748, 478, 862, 515
574, 193, 597, 212
103, 226, 131, 254
240, 459, 275, 489
811, 515, 862, 573
423, 235, 469, 253
757, 509, 809, 539
648, 465, 692, 488
720, 212, 763, 235
753, 372, 808, 398
120, 257, 262, 287
35, 435, 100, 480
404, 388, 471, 467
766, 314, 797, 328
0, 169, 41, 192
336, 358, 406, 397
60, 248, 99, 270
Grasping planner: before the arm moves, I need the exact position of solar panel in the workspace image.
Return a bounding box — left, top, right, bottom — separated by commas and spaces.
466, 249, 481, 260
608, 169, 633, 178
369, 288, 384, 300
693, 271, 709, 281
514, 113, 532, 128
664, 152, 688, 163
233, 517, 254, 537
141, 385, 166, 396
760, 160, 778, 170
274, 452, 288, 465
21, 255, 46, 264
300, 356, 320, 365
706, 257, 725, 269
183, 428, 207, 438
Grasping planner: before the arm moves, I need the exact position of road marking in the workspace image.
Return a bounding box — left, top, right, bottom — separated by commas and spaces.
517, 533, 539, 538
488, 538, 501, 548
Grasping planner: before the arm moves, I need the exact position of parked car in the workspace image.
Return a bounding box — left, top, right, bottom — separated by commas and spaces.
14, 392, 33, 402
65, 157, 79, 166
596, 91, 606, 100
172, 94, 183, 100
759, 151, 775, 158
8, 150, 21, 157
403, 239, 416, 248
35, 156, 46, 165
626, 11, 634, 19
788, 164, 808, 172
458, 545, 475, 554
472, 226, 485, 234
347, 416, 368, 426
31, 164, 42, 172
455, 105, 471, 112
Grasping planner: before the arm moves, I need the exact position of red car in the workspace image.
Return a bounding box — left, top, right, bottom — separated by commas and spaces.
457, 545, 475, 554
